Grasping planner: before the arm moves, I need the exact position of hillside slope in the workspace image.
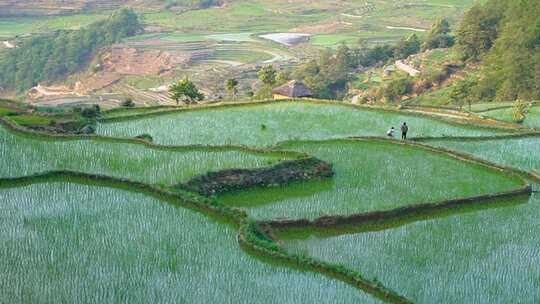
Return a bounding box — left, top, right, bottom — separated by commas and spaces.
0, 0, 223, 16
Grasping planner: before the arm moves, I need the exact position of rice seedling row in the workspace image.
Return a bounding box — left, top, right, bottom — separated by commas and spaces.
276, 136, 540, 303
96, 102, 508, 147
281, 189, 540, 304
428, 137, 540, 173
0, 181, 375, 304
0, 125, 286, 186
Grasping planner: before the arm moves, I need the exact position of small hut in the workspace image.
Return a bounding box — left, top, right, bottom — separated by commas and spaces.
382, 65, 396, 77
272, 80, 312, 100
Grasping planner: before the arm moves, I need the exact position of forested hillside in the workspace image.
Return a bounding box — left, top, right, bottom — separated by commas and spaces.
292, 0, 539, 103
0, 8, 142, 92
456, 0, 539, 101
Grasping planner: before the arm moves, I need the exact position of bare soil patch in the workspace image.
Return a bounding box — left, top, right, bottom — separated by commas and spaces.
291, 21, 349, 34
101, 46, 185, 76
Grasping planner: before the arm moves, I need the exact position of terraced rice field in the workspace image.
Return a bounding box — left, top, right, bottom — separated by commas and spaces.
277, 129, 540, 303
0, 181, 373, 304
1, 100, 537, 303
96, 102, 506, 147
219, 140, 523, 220
428, 137, 540, 172
281, 190, 539, 303
0, 125, 287, 185
160, 32, 256, 43
127, 32, 291, 66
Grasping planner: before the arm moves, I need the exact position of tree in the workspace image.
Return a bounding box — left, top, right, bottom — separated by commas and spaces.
275, 72, 288, 85
449, 78, 476, 110
290, 47, 353, 99
455, 1, 507, 61
225, 78, 239, 100
482, 0, 540, 101
169, 78, 204, 105
423, 18, 454, 50
258, 65, 277, 86
81, 105, 101, 118
432, 18, 451, 35
379, 78, 413, 103
512, 99, 528, 123
452, 0, 539, 102
393, 34, 421, 59
121, 96, 135, 107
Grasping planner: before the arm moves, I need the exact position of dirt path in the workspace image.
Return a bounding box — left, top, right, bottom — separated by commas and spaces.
386, 26, 426, 32
341, 13, 363, 18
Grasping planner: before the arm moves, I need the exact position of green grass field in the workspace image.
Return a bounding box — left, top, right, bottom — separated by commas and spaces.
142, 2, 332, 33
219, 140, 523, 220
96, 102, 506, 147
281, 190, 539, 303
0, 125, 287, 186
469, 102, 514, 112
0, 181, 374, 304
102, 107, 178, 119
310, 30, 414, 47
0, 107, 18, 115
9, 115, 52, 126
209, 48, 274, 63
0, 14, 108, 39
483, 106, 540, 129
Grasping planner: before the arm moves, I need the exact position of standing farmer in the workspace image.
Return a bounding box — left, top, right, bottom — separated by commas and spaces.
401, 122, 408, 140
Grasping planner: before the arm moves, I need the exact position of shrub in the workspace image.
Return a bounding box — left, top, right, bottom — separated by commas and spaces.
422, 66, 450, 86
135, 133, 153, 142
512, 99, 528, 123
379, 78, 413, 102
121, 97, 135, 107
79, 124, 96, 134
81, 105, 101, 118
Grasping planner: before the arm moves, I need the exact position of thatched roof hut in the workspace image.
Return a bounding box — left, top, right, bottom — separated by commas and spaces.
272, 80, 312, 99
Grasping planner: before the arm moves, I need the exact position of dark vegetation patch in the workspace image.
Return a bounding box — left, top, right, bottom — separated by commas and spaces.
25, 122, 95, 135
0, 99, 105, 134
135, 133, 153, 142
0, 8, 142, 92
177, 157, 334, 196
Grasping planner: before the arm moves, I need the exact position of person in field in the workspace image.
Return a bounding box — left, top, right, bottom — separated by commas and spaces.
401, 122, 408, 140
387, 126, 395, 137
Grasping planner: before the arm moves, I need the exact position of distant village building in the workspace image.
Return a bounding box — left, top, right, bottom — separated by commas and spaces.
272, 80, 313, 100
2, 40, 16, 48
382, 65, 396, 77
